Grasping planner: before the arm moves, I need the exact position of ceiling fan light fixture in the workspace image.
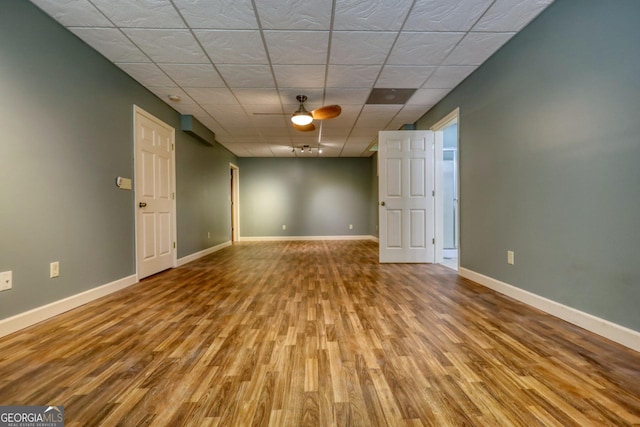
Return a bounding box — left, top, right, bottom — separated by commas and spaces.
291, 108, 313, 126
291, 94, 314, 126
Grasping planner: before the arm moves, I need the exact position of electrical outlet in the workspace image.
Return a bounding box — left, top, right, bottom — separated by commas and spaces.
0, 271, 12, 291
282, 225, 286, 230
50, 262, 60, 278
507, 251, 515, 265
349, 224, 353, 230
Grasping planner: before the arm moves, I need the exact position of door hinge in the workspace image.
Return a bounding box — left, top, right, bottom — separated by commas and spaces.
171, 143, 175, 151
432, 238, 435, 244
173, 242, 176, 249
432, 190, 435, 197
172, 192, 175, 200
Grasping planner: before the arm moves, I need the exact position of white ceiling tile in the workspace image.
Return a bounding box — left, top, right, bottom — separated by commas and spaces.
195, 116, 226, 133
279, 89, 324, 108
422, 66, 476, 89
217, 65, 276, 88
326, 65, 381, 88
320, 105, 361, 128
69, 28, 150, 63
228, 146, 252, 156
341, 141, 373, 157
272, 65, 326, 88
31, 0, 113, 27
442, 32, 514, 65
38, 0, 555, 157
388, 32, 465, 65
144, 86, 194, 104
473, 0, 554, 32
123, 29, 208, 63
225, 127, 261, 137
375, 66, 436, 89
291, 135, 320, 145
173, 0, 258, 29
349, 127, 382, 138
324, 88, 372, 106
394, 105, 430, 123
184, 87, 238, 104
204, 106, 251, 127
355, 105, 402, 127
264, 31, 329, 65
231, 89, 282, 105
317, 129, 347, 144
158, 64, 225, 87
117, 63, 175, 86
407, 88, 451, 105
91, 0, 185, 28
330, 32, 396, 65
255, 0, 332, 30
243, 104, 284, 115
269, 145, 298, 156
250, 114, 289, 128
246, 146, 275, 157
404, 0, 493, 31
195, 30, 267, 64
259, 127, 292, 137
385, 119, 409, 130
334, 0, 413, 31
171, 103, 207, 116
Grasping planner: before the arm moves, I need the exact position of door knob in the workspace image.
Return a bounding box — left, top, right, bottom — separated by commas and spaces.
381, 201, 386, 206
139, 202, 147, 208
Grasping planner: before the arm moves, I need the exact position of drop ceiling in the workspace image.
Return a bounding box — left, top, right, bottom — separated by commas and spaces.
30, 0, 554, 157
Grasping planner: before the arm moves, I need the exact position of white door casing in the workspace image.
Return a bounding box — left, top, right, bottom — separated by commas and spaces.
378, 130, 435, 263
134, 106, 176, 279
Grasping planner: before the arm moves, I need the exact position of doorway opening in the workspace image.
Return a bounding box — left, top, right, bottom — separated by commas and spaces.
432, 109, 459, 270
230, 163, 240, 242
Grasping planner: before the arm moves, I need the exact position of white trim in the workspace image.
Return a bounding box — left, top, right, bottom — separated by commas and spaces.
430, 107, 460, 131
431, 108, 460, 270
239, 235, 378, 242
230, 163, 240, 242
459, 267, 640, 352
177, 241, 232, 266
0, 275, 138, 338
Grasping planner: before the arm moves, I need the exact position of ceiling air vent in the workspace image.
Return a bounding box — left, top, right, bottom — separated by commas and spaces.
366, 88, 417, 105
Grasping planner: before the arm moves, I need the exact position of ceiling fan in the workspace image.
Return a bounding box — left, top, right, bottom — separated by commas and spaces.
254, 95, 341, 132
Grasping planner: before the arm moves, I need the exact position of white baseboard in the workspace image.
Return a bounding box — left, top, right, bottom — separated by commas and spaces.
177, 240, 232, 266
0, 274, 138, 338
239, 235, 377, 242
459, 267, 640, 353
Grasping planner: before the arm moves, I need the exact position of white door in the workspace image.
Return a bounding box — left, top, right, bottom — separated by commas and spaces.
378, 130, 434, 263
135, 106, 176, 279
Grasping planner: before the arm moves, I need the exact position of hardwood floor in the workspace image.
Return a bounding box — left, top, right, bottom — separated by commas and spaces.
0, 240, 639, 426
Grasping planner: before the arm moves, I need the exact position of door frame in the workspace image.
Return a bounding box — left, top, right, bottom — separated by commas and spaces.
230, 163, 240, 242
431, 108, 460, 267
133, 105, 177, 278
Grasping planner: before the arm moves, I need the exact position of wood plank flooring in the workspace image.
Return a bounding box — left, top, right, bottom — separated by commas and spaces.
0, 240, 639, 426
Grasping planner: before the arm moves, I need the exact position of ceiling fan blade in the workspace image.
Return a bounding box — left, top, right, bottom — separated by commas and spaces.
311, 105, 341, 120
292, 122, 316, 132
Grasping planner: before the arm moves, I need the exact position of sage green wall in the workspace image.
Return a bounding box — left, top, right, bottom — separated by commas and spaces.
238, 158, 373, 237
0, 1, 236, 320
417, 0, 640, 330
